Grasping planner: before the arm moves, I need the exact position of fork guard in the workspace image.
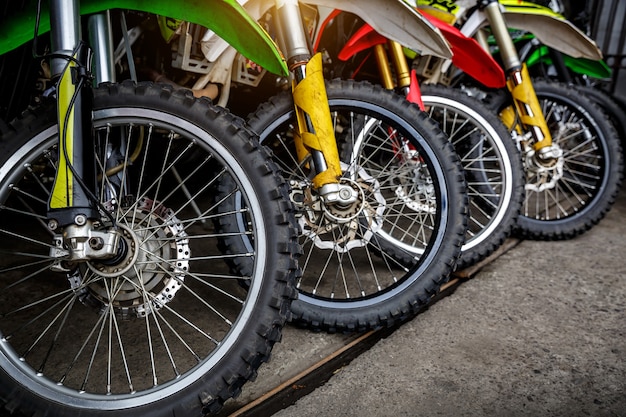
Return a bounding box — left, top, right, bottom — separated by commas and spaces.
506, 64, 553, 150
292, 53, 342, 188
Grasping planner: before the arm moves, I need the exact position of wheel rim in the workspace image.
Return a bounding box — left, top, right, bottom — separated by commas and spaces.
0, 108, 268, 408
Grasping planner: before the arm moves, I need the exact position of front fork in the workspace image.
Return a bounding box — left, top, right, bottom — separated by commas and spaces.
373, 39, 425, 109
48, 0, 121, 267
480, 0, 561, 161
274, 0, 357, 205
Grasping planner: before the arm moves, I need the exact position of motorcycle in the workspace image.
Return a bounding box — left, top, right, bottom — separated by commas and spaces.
155, 0, 468, 333
410, 0, 624, 240
315, 9, 526, 271
497, 0, 626, 144
0, 1, 300, 416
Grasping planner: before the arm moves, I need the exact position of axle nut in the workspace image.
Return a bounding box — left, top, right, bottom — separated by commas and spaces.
89, 237, 105, 250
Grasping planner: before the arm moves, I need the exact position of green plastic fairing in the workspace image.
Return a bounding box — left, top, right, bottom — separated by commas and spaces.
0, 0, 288, 76
527, 46, 612, 80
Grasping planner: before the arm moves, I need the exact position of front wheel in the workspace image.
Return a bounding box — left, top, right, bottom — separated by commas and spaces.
0, 81, 299, 417
491, 80, 624, 239
246, 80, 467, 333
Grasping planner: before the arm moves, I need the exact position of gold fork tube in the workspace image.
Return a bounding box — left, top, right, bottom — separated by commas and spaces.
373, 44, 395, 90
389, 40, 411, 90
483, 1, 521, 71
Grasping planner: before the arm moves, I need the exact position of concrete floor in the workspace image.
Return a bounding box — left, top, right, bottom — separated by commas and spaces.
222, 180, 626, 417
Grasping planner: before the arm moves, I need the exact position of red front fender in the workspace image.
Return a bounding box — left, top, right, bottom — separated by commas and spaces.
420, 12, 506, 88
337, 24, 387, 61
336, 23, 425, 109
336, 12, 505, 89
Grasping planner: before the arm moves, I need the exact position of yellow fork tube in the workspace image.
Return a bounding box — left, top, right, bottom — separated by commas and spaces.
292, 53, 342, 189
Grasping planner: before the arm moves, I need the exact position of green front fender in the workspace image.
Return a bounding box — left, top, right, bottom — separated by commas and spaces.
527, 45, 612, 80
0, 0, 288, 76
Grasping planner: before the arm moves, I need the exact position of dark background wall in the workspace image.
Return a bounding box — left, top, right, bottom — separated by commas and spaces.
555, 0, 626, 105
587, 0, 626, 105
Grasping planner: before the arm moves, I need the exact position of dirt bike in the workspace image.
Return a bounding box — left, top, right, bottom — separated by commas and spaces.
144, 0, 468, 333
513, 33, 626, 142
412, 0, 626, 145
0, 1, 301, 416
315, 9, 525, 271
410, 0, 624, 240
497, 0, 626, 145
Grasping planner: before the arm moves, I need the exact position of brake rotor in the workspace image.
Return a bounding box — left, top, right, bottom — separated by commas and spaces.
294, 163, 386, 254
68, 197, 190, 319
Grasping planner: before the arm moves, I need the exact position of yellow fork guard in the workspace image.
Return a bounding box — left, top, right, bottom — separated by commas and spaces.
506, 64, 552, 150
50, 57, 78, 209
292, 53, 342, 189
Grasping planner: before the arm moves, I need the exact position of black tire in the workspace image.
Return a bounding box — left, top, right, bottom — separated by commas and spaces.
420, 84, 524, 269
490, 80, 624, 239
244, 80, 467, 333
572, 85, 626, 145
0, 81, 299, 417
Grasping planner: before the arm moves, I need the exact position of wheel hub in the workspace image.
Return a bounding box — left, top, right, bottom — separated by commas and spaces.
523, 143, 564, 193
292, 163, 385, 253
68, 198, 190, 318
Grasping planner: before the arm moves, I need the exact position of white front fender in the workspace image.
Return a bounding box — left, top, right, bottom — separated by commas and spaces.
199, 0, 453, 98
203, 0, 452, 63
502, 11, 602, 60
460, 5, 602, 61
305, 0, 452, 58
